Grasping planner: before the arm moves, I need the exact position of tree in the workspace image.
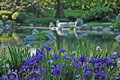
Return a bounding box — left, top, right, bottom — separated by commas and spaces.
55, 0, 65, 18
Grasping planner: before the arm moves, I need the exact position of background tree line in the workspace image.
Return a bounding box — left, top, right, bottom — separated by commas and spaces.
0, 0, 119, 23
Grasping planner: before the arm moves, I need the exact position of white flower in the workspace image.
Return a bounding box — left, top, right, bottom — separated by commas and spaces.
48, 60, 54, 64
96, 46, 102, 51
5, 64, 9, 68
75, 74, 81, 78
72, 51, 77, 54
25, 44, 32, 48
112, 52, 117, 56
118, 60, 120, 64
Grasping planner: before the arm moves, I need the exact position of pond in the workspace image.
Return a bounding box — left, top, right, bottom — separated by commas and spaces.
0, 28, 120, 55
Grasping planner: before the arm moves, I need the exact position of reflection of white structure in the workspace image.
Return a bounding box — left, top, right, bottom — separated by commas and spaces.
57, 30, 69, 36
58, 22, 69, 28
74, 31, 88, 40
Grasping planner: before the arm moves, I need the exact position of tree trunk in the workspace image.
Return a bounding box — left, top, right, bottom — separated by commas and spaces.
55, 0, 65, 18
116, 0, 120, 14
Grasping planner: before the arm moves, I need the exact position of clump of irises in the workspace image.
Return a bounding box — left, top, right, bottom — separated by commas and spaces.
2, 44, 120, 80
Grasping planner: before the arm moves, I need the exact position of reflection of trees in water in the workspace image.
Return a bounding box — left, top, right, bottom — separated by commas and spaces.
0, 33, 24, 47
55, 32, 119, 54
56, 33, 78, 51
86, 34, 115, 43
56, 34, 63, 50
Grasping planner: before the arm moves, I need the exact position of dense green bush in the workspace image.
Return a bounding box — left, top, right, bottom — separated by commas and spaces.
27, 13, 35, 17
33, 32, 48, 40
16, 12, 27, 23
113, 20, 120, 29
67, 16, 76, 21
84, 7, 113, 22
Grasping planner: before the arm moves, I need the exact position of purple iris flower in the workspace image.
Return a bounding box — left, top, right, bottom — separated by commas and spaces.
32, 78, 38, 80
74, 62, 82, 70
83, 71, 91, 79
59, 49, 66, 53
117, 54, 120, 58
62, 54, 70, 60
2, 75, 8, 80
42, 44, 51, 52
52, 53, 59, 61
37, 49, 46, 57
52, 65, 62, 75
61, 63, 68, 68
106, 59, 113, 67
89, 56, 95, 63
10, 75, 14, 80
110, 55, 117, 59
79, 55, 87, 64
116, 74, 120, 80
85, 67, 93, 72
72, 56, 78, 62
94, 71, 105, 80
4, 69, 19, 80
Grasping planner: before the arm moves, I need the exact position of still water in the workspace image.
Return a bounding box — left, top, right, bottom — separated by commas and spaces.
0, 28, 120, 55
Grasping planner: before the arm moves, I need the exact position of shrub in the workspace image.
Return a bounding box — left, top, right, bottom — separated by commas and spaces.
27, 13, 35, 17
84, 6, 113, 22
67, 16, 76, 21
16, 12, 27, 23
33, 32, 48, 40
113, 20, 120, 29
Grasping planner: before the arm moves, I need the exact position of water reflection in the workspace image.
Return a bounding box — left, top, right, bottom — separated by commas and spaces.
0, 33, 24, 47
0, 28, 119, 55
75, 31, 88, 40
57, 30, 69, 36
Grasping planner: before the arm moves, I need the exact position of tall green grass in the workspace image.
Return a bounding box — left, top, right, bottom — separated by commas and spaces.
0, 46, 30, 76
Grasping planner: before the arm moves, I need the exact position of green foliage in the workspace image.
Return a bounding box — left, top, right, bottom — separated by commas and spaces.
0, 47, 30, 77
7, 47, 30, 70
0, 49, 8, 76
67, 16, 76, 21
12, 12, 19, 20
86, 22, 111, 27
16, 12, 27, 23
44, 10, 86, 18
69, 25, 76, 30
33, 32, 48, 40
0, 0, 118, 19
84, 7, 113, 22
27, 13, 36, 17
113, 20, 120, 29
25, 17, 70, 25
